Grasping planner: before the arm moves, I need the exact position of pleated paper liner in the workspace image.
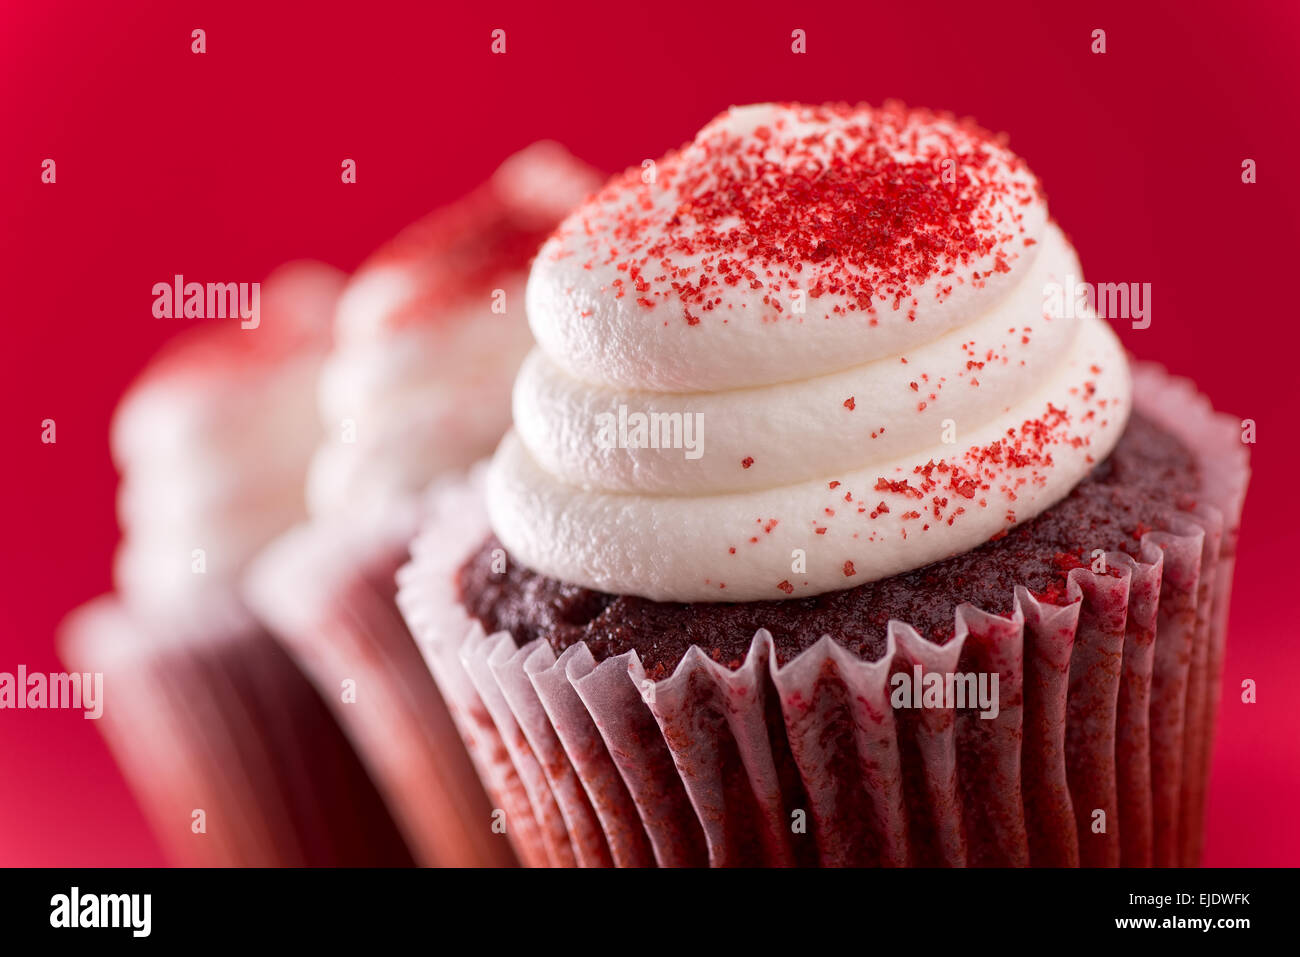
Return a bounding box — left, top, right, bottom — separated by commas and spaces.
59, 590, 413, 867
396, 362, 1249, 867
244, 510, 517, 867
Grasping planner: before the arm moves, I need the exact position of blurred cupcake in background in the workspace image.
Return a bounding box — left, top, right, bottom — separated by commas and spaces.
398, 104, 1251, 867
244, 144, 601, 867
60, 262, 412, 867
108, 263, 341, 615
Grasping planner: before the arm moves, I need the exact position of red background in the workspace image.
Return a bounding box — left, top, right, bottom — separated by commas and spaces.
2, 0, 1297, 865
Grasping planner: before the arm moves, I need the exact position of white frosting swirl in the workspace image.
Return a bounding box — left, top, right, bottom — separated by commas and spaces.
489, 103, 1132, 601
113, 262, 343, 620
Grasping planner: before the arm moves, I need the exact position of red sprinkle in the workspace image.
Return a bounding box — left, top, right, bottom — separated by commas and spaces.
552, 102, 1040, 328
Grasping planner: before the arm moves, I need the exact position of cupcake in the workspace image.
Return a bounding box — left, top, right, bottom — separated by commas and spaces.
60, 262, 412, 866
60, 594, 410, 866
398, 103, 1251, 867
244, 143, 602, 867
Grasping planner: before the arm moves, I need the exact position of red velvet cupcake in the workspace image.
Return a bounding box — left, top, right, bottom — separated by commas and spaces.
397, 103, 1250, 867
245, 143, 601, 867
60, 263, 411, 866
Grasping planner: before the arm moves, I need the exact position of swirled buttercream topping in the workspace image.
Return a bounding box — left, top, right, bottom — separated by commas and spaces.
489, 102, 1131, 601
112, 261, 343, 619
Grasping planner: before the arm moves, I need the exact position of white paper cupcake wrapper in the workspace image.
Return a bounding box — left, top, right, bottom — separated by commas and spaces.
397, 363, 1249, 867
59, 590, 412, 866
244, 512, 517, 867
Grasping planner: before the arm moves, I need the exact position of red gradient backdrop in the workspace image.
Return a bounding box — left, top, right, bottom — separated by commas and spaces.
2, 0, 1297, 866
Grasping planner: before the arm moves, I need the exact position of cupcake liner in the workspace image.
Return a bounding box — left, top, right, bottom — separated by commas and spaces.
59, 591, 412, 867
397, 362, 1249, 866
398, 525, 552, 867
244, 511, 518, 868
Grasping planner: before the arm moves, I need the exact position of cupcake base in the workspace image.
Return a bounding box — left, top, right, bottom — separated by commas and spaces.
59, 592, 413, 867
245, 512, 518, 868
397, 363, 1249, 867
